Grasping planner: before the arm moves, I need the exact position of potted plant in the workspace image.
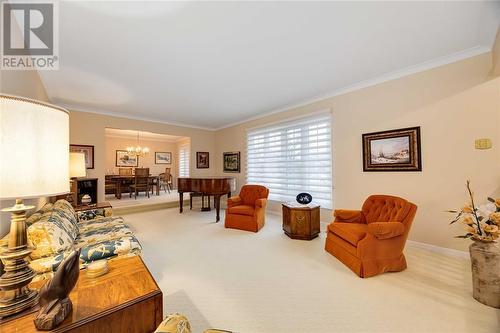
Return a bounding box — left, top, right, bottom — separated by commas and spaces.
448, 181, 500, 308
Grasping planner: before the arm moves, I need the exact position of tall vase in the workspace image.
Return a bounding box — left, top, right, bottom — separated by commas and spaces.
469, 241, 500, 308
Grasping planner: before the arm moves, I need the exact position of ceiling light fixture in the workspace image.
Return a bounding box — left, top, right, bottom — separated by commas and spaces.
126, 131, 149, 157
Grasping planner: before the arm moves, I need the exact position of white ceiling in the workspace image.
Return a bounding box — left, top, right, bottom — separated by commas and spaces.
38, 1, 500, 130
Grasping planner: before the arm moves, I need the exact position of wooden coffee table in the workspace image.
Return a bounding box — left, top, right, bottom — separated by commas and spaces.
0, 256, 162, 333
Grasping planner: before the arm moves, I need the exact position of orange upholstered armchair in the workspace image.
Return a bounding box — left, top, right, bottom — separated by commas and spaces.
224, 185, 269, 232
325, 195, 417, 278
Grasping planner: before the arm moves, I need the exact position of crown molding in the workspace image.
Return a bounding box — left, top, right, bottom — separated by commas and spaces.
55, 102, 217, 131
52, 45, 490, 132
105, 132, 180, 143
214, 45, 491, 131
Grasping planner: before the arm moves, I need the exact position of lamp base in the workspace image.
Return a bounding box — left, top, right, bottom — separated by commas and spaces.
0, 287, 39, 318
0, 199, 38, 319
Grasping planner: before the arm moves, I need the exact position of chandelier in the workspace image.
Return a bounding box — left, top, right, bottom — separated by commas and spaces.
126, 132, 150, 157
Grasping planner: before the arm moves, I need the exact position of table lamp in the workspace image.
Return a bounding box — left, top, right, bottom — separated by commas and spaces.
68, 152, 86, 205
69, 152, 86, 179
0, 94, 69, 318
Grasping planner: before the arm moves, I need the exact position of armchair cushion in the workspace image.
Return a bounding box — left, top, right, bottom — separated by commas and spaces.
239, 185, 269, 206
334, 209, 365, 223
226, 205, 255, 216
362, 195, 411, 223
367, 222, 405, 240
227, 196, 242, 208
329, 222, 368, 246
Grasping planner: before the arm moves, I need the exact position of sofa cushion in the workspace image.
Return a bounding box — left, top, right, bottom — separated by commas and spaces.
328, 222, 368, 246
78, 216, 126, 233
26, 212, 43, 226
26, 203, 54, 226
28, 213, 76, 260
227, 205, 255, 216
74, 217, 134, 248
29, 251, 68, 274
52, 200, 79, 236
77, 207, 113, 222
79, 236, 142, 263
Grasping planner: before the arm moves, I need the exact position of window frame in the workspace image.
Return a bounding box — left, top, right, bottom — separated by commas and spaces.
246, 111, 333, 209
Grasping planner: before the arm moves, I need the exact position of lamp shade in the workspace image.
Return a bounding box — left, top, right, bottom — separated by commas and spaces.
69, 152, 86, 178
0, 95, 70, 199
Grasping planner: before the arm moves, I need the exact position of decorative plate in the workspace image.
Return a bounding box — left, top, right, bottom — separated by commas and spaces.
296, 192, 312, 205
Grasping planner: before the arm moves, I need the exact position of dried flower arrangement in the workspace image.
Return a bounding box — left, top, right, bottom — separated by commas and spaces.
448, 181, 500, 242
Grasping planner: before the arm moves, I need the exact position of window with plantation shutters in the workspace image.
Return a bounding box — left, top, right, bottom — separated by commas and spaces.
178, 141, 190, 177
246, 113, 332, 208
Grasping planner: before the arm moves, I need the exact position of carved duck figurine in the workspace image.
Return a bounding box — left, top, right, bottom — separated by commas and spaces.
34, 249, 80, 330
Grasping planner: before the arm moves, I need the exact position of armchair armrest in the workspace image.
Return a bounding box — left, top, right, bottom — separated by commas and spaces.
255, 198, 267, 208
367, 222, 405, 240
227, 196, 242, 208
333, 209, 365, 223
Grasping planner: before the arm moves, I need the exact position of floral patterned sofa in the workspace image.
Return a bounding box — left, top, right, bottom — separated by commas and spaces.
24, 200, 142, 281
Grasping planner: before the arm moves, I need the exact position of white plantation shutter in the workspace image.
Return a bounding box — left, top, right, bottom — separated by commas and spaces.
178, 142, 190, 177
246, 113, 333, 208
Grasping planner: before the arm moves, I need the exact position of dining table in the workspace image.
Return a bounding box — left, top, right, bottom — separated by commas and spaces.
108, 174, 161, 199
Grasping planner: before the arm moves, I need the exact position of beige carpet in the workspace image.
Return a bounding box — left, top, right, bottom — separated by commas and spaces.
123, 208, 499, 333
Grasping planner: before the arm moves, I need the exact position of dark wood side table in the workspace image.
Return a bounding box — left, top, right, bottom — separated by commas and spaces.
282, 202, 321, 240
0, 256, 162, 333
74, 201, 112, 212
72, 177, 98, 206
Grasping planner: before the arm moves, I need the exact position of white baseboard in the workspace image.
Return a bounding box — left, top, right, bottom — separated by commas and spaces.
407, 240, 469, 259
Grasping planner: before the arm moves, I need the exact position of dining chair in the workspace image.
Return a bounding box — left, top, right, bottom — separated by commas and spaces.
165, 168, 174, 192
119, 168, 133, 176
129, 168, 150, 199
158, 173, 170, 194
105, 175, 117, 195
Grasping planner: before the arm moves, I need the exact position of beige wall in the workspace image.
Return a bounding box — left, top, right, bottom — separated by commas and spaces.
105, 136, 179, 179
69, 111, 216, 201
214, 52, 500, 251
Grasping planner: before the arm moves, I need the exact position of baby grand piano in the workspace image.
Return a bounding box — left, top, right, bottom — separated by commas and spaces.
177, 177, 236, 222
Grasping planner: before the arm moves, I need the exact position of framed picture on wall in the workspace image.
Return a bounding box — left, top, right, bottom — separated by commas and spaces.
70, 144, 94, 169
155, 152, 172, 164
196, 152, 209, 168
362, 126, 421, 171
116, 150, 139, 167
223, 151, 240, 173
